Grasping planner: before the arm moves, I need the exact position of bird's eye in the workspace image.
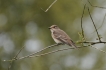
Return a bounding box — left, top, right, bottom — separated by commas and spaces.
54, 26, 57, 28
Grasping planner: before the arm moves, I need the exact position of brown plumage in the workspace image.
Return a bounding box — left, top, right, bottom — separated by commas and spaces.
49, 25, 77, 48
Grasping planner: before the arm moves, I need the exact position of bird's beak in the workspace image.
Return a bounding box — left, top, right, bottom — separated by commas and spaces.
48, 27, 51, 29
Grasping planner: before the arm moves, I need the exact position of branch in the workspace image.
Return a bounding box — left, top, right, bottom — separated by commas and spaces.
5, 41, 106, 61
14, 46, 88, 60
17, 43, 60, 59
81, 4, 86, 42
14, 42, 106, 60
22, 46, 87, 58
6, 45, 25, 70
5, 43, 61, 61
87, 7, 102, 42
28, 45, 106, 57
5, 42, 106, 70
45, 0, 57, 12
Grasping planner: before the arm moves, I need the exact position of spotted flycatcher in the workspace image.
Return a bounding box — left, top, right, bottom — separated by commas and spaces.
49, 25, 77, 48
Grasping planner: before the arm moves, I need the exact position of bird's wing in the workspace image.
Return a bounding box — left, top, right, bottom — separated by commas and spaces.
53, 29, 77, 48
53, 30, 71, 44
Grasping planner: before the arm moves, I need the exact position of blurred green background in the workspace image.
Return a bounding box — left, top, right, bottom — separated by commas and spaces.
0, 0, 106, 70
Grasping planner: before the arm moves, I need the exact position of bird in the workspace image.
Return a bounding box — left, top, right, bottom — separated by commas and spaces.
48, 25, 77, 48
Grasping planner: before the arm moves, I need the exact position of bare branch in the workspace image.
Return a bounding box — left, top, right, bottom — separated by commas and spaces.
7, 45, 25, 70
16, 42, 106, 59
45, 0, 57, 12
87, 7, 102, 42
81, 4, 86, 42
5, 41, 106, 61
5, 43, 61, 61
26, 46, 86, 58
31, 44, 106, 58
16, 46, 88, 60
16, 43, 60, 60
8, 41, 106, 61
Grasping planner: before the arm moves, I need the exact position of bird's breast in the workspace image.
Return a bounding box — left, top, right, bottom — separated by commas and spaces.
51, 32, 62, 43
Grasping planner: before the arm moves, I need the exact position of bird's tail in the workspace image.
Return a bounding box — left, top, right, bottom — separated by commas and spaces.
71, 42, 77, 48
68, 40, 77, 48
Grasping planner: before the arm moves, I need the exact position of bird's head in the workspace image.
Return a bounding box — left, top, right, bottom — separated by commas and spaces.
49, 25, 59, 29
49, 25, 60, 32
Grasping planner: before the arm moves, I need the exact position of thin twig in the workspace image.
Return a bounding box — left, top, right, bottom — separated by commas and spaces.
87, 0, 106, 9
45, 0, 57, 12
7, 45, 25, 70
81, 4, 86, 41
87, 7, 102, 42
14, 46, 25, 59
